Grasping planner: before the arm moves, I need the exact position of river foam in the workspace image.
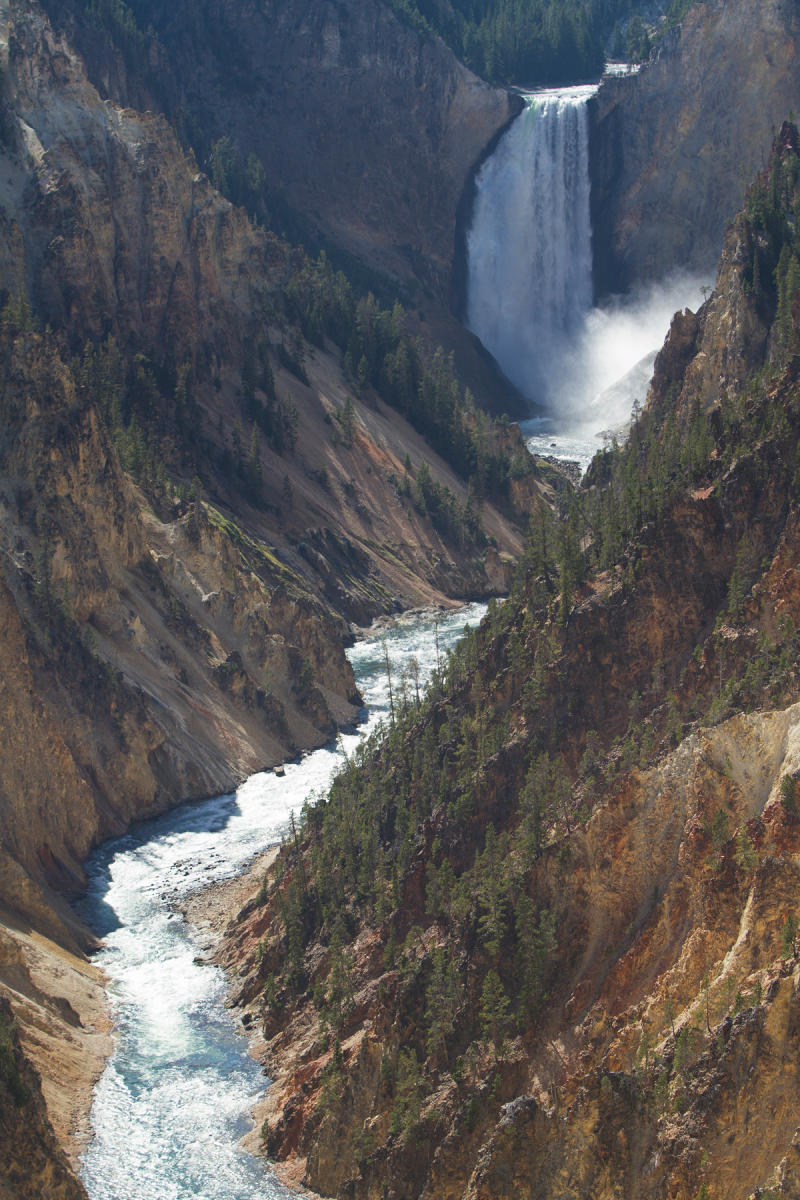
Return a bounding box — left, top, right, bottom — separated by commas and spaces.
78, 604, 487, 1200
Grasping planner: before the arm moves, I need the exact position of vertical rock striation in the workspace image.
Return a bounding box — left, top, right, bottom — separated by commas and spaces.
49, 0, 518, 303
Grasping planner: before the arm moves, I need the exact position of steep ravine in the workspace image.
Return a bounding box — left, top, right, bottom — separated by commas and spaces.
0, 2, 531, 1192
11, 0, 800, 1193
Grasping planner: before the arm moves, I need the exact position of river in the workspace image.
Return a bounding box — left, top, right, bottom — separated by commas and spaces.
76, 603, 487, 1200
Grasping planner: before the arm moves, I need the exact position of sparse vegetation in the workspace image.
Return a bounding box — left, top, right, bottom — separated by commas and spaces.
0, 1007, 27, 1107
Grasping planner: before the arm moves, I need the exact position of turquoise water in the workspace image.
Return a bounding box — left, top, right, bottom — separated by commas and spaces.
77, 603, 487, 1200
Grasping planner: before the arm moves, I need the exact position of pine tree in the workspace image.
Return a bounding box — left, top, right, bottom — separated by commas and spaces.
476, 826, 507, 957
248, 421, 263, 502
425, 948, 462, 1059
480, 968, 511, 1052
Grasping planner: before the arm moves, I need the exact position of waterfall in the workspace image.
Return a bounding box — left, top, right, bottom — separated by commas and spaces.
466, 85, 598, 408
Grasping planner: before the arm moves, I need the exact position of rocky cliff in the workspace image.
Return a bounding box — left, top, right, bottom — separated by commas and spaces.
590, 0, 800, 296
42, 0, 522, 410
0, 996, 89, 1200
0, 326, 366, 936
216, 131, 800, 1200
146, 0, 515, 296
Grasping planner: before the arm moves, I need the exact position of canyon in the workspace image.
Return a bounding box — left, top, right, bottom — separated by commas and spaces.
0, 0, 528, 933
3, 0, 800, 1196
0, 1, 528, 1190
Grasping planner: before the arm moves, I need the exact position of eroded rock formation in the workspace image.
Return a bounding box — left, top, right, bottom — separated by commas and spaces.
0, 997, 89, 1200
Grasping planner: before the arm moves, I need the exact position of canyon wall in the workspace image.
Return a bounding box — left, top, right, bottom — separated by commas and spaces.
43, 0, 525, 411
590, 0, 800, 296
49, 0, 518, 303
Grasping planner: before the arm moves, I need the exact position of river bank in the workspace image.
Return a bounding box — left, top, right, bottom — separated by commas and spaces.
179, 847, 327, 1196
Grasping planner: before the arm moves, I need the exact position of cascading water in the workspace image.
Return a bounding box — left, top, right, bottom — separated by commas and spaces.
466, 82, 708, 469
466, 85, 597, 406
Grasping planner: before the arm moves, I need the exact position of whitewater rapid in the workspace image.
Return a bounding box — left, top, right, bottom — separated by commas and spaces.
77, 604, 487, 1200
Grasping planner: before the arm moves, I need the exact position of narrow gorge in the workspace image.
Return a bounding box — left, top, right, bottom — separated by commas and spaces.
76, 608, 486, 1200
5, 0, 800, 1198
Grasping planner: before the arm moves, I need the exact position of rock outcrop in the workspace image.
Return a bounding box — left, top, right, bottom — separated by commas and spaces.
0, 327, 362, 945
590, 0, 800, 296
0, 997, 89, 1200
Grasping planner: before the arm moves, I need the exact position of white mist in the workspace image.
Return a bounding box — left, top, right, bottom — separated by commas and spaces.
522, 271, 708, 469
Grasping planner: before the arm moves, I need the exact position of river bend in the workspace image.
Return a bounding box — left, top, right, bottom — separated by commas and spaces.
77, 604, 487, 1200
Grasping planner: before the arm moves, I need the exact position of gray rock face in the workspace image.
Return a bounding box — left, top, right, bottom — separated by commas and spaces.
590, 0, 800, 297
59, 0, 517, 301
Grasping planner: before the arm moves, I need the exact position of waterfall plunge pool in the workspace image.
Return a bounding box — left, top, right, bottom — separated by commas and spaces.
76, 603, 488, 1200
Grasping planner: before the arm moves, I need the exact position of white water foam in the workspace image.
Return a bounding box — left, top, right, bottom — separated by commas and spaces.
522, 271, 709, 470
466, 83, 710, 471
78, 604, 487, 1200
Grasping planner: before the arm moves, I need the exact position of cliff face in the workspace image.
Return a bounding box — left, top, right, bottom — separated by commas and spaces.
216, 134, 800, 1200
590, 0, 800, 296
0, 997, 89, 1200
48, 0, 517, 303
41, 0, 524, 413
231, 708, 800, 1200
4, 0, 281, 355
0, 323, 372, 1009
7, 0, 525, 607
